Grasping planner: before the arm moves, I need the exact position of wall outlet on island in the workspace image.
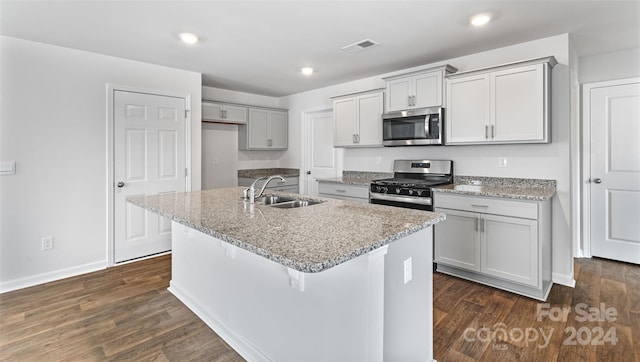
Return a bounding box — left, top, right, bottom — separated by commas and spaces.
41, 236, 54, 251
375, 156, 382, 165
498, 157, 508, 168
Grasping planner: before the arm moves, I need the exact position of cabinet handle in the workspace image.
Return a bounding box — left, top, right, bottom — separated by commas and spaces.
222, 110, 227, 119
336, 189, 346, 193
475, 217, 479, 231
480, 217, 485, 233
356, 134, 360, 143
485, 125, 489, 139
268, 139, 272, 147
471, 204, 489, 208
353, 134, 356, 144
491, 125, 495, 138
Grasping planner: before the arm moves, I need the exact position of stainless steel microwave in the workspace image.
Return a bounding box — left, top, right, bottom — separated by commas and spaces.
382, 107, 444, 146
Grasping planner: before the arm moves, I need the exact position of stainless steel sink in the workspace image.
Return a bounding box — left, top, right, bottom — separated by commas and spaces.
261, 195, 296, 205
269, 199, 323, 209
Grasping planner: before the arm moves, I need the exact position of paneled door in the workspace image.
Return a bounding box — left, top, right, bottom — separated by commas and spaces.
304, 109, 336, 196
587, 78, 640, 264
114, 90, 186, 263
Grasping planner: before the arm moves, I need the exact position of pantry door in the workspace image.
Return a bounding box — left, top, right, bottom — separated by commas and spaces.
585, 78, 640, 264
303, 109, 337, 196
113, 90, 187, 263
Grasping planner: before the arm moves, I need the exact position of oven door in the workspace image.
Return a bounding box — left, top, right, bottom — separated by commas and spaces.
382, 107, 443, 146
369, 192, 434, 211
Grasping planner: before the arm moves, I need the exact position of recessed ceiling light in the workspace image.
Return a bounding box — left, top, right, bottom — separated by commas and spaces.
179, 33, 199, 45
470, 13, 492, 27
301, 67, 314, 76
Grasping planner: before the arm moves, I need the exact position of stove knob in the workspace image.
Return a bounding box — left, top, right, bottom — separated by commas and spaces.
416, 190, 422, 196
395, 187, 401, 194
408, 189, 414, 195
382, 187, 388, 193
376, 186, 383, 192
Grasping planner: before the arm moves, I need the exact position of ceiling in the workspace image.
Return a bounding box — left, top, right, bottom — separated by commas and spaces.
1, 1, 639, 97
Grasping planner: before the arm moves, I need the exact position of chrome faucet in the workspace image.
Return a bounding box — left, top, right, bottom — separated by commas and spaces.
244, 175, 286, 204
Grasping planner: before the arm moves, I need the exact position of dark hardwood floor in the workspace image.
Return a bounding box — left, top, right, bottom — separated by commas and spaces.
1, 255, 637, 361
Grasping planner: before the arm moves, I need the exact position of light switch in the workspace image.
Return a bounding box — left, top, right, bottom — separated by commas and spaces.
0, 161, 16, 175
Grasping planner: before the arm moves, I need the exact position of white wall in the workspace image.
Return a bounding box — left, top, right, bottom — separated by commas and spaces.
579, 48, 640, 84
281, 34, 576, 286
0, 36, 202, 292
200, 87, 285, 188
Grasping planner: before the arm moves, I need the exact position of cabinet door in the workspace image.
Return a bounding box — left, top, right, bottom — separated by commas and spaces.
202, 102, 223, 120
434, 208, 481, 272
481, 214, 538, 287
248, 108, 269, 149
334, 98, 357, 146
414, 72, 442, 108
356, 92, 383, 146
268, 110, 288, 149
491, 64, 546, 142
385, 77, 411, 112
224, 105, 248, 123
446, 74, 491, 144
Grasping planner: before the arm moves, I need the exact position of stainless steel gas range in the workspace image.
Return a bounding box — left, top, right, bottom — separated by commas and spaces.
369, 160, 453, 211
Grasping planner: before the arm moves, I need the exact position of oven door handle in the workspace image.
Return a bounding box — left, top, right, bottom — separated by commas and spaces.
369, 192, 433, 206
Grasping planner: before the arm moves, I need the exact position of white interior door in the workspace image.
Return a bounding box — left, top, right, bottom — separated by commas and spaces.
114, 90, 186, 263
304, 109, 336, 196
587, 78, 640, 264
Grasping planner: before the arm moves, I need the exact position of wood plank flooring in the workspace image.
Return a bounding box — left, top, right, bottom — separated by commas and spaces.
1, 255, 637, 361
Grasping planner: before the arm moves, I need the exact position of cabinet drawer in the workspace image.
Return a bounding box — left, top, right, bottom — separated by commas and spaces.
435, 193, 538, 219
318, 183, 369, 200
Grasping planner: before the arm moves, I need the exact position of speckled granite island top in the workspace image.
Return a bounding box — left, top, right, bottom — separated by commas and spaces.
433, 176, 556, 201
128, 187, 444, 273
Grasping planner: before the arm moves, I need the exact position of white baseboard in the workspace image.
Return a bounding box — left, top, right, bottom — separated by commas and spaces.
0, 260, 108, 293
552, 272, 576, 288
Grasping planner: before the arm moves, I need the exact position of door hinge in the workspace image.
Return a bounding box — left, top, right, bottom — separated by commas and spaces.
185, 109, 189, 119
185, 168, 188, 177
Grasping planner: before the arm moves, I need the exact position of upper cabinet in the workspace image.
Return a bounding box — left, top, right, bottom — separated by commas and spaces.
238, 107, 288, 150
202, 101, 248, 124
383, 65, 457, 112
332, 89, 384, 148
445, 57, 557, 145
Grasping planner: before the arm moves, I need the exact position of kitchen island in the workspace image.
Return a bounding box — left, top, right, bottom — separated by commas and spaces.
128, 187, 445, 361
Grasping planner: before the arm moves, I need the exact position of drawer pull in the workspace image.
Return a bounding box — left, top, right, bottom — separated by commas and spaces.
335, 189, 346, 193
471, 204, 489, 208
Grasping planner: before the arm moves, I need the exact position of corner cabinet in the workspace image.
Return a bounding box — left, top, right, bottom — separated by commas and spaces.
202, 101, 248, 124
383, 65, 457, 112
239, 107, 288, 150
332, 89, 384, 148
434, 193, 552, 300
445, 56, 557, 145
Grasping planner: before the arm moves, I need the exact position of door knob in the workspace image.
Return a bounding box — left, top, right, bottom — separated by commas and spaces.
592, 178, 602, 184
306, 171, 311, 175
117, 182, 125, 188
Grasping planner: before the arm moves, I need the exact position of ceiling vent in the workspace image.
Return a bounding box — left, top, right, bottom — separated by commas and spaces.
341, 39, 380, 54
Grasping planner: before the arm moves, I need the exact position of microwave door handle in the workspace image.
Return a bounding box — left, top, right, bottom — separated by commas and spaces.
424, 115, 430, 138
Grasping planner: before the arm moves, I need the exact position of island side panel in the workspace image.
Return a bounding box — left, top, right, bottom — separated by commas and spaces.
168, 221, 389, 362
384, 227, 434, 361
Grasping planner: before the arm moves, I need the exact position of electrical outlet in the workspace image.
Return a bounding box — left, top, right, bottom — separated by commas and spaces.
375, 156, 382, 165
403, 257, 412, 284
498, 157, 508, 168
41, 236, 54, 251
211, 157, 218, 165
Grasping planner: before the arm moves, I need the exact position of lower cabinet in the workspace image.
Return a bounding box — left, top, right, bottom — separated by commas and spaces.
434, 193, 551, 300
318, 183, 369, 203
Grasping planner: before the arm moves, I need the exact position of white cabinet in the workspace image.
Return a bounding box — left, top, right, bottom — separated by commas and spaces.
202, 101, 247, 124
434, 192, 552, 300
318, 183, 369, 203
239, 108, 288, 150
332, 89, 384, 147
383, 65, 457, 112
446, 57, 556, 145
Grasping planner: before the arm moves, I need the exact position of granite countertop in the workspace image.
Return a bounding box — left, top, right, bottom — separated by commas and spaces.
317, 171, 393, 186
128, 187, 444, 273
433, 176, 556, 201
238, 168, 300, 178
